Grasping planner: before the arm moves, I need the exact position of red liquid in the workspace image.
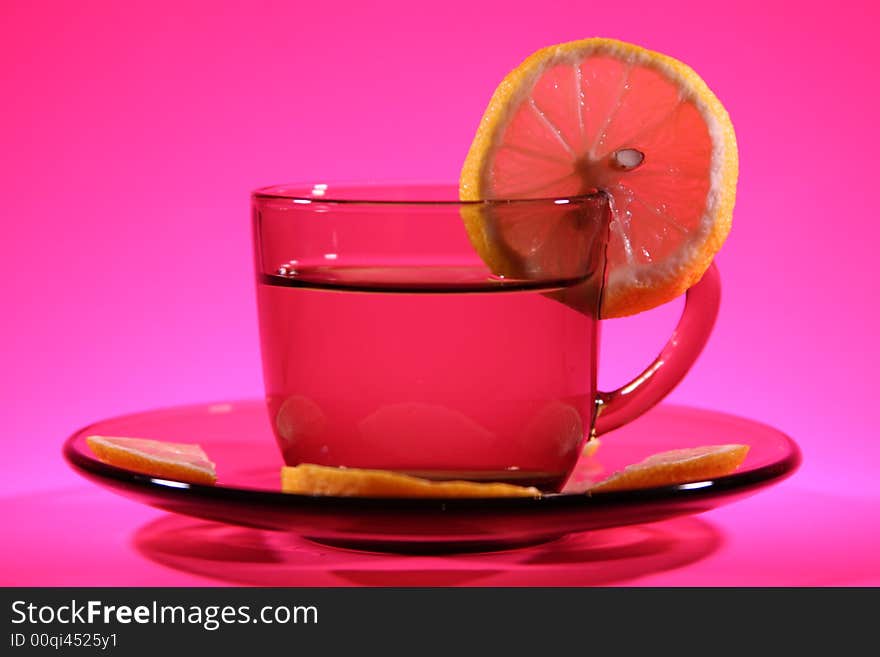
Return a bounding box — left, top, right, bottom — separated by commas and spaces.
256, 265, 600, 491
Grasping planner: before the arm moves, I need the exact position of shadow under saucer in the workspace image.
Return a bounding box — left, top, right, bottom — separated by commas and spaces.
132, 513, 723, 586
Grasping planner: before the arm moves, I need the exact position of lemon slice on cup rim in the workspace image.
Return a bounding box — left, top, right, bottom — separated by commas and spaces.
459, 37, 738, 318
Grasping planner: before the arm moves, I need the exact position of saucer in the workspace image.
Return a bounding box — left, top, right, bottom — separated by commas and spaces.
63, 401, 800, 552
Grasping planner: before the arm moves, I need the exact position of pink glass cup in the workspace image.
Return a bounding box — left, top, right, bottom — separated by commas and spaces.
252, 183, 720, 491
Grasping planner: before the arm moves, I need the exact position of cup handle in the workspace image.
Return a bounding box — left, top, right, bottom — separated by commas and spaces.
593, 262, 721, 436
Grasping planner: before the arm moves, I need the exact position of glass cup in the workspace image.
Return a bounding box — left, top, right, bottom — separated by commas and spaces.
252, 183, 720, 492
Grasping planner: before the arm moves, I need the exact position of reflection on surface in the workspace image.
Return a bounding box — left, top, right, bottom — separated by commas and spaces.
132, 514, 722, 586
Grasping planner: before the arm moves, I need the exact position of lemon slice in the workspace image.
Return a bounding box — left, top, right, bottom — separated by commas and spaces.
86, 435, 217, 485
460, 38, 737, 317
588, 444, 749, 492
281, 464, 541, 498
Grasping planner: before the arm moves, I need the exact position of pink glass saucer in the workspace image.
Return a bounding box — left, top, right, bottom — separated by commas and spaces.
63, 401, 800, 552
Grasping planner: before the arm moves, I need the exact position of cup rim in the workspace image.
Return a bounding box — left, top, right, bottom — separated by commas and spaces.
251, 181, 607, 206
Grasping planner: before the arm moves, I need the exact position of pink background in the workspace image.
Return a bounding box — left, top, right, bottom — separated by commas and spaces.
2, 0, 878, 585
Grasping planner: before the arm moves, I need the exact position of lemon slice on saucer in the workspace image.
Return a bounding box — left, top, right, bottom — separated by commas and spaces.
86, 435, 217, 485
281, 463, 541, 498
589, 444, 749, 492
